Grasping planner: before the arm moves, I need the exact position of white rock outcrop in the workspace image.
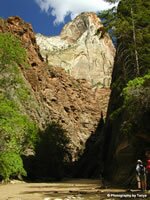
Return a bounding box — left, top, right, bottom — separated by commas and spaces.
36, 12, 115, 88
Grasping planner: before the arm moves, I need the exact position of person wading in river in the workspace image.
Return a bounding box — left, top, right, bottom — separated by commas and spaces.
136, 160, 147, 191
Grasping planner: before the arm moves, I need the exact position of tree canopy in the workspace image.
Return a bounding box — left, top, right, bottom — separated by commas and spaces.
0, 32, 37, 181
99, 0, 150, 79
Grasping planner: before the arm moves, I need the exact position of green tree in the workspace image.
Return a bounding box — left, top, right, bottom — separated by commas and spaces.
122, 73, 150, 133
0, 32, 38, 181
0, 95, 37, 153
99, 0, 150, 79
0, 152, 26, 182
101, 1, 150, 183
0, 94, 38, 181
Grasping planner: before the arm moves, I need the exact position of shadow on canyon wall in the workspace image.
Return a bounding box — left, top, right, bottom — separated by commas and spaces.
73, 112, 105, 179
23, 122, 72, 181
23, 114, 105, 181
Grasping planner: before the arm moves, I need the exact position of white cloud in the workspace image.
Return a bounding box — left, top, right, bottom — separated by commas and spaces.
35, 0, 117, 25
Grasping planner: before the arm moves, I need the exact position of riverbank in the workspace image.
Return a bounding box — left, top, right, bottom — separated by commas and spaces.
0, 179, 149, 200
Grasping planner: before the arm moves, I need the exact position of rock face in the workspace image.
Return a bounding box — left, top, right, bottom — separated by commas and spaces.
36, 12, 115, 88
0, 16, 111, 161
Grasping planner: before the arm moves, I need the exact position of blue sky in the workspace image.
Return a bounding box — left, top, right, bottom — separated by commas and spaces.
0, 0, 117, 36
0, 0, 65, 36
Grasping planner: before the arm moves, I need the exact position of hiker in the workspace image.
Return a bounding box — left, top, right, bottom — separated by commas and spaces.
146, 159, 150, 189
136, 160, 147, 191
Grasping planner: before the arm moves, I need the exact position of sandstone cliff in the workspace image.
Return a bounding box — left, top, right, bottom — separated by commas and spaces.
0, 16, 112, 162
36, 12, 115, 88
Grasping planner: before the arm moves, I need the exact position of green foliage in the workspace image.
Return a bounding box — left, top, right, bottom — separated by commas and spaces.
0, 152, 26, 182
0, 32, 38, 181
121, 73, 150, 135
123, 72, 150, 106
110, 107, 122, 120
102, 1, 150, 183
100, 0, 150, 138
0, 94, 38, 154
120, 121, 133, 135
108, 73, 150, 139
98, 7, 117, 35
0, 89, 38, 182
99, 0, 150, 78
0, 32, 26, 70
0, 32, 30, 101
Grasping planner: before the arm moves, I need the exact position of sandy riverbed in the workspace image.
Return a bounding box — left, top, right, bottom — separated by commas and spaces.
0, 179, 149, 200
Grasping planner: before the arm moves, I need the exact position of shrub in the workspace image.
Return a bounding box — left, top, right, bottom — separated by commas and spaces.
0, 32, 26, 70
0, 94, 37, 154
121, 72, 150, 135
123, 72, 150, 108
0, 152, 26, 182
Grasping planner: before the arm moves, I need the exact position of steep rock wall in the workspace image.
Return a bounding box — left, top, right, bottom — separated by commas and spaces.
36, 12, 115, 88
0, 16, 111, 161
